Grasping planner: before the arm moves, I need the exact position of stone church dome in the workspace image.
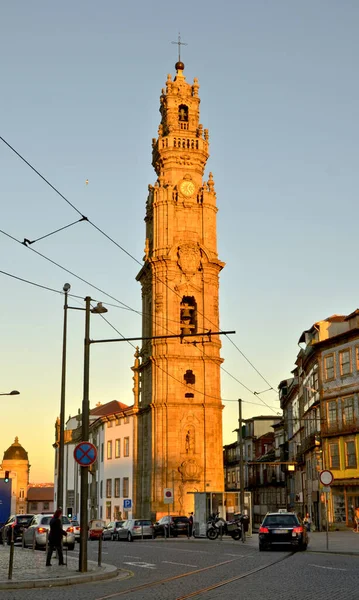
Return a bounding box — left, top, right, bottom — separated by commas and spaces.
3, 437, 28, 461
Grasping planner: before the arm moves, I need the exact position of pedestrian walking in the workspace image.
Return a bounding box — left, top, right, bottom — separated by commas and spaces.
46, 508, 67, 566
303, 513, 311, 532
353, 507, 359, 533
188, 512, 194, 538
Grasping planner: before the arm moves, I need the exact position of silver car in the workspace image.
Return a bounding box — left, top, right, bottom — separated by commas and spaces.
118, 519, 153, 542
102, 520, 125, 541
23, 514, 75, 550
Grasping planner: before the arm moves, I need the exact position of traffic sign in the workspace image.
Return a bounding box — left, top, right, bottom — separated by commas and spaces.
74, 442, 97, 466
123, 499, 132, 510
319, 470, 334, 486
164, 488, 173, 504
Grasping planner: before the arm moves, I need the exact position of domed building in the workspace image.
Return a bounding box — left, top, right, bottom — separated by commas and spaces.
1, 437, 30, 514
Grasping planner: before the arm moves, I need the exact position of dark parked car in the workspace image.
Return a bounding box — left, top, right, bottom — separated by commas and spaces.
0, 514, 34, 544
258, 512, 308, 551
153, 516, 190, 538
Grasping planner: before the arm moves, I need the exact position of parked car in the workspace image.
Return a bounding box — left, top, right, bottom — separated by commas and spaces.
88, 519, 105, 541
153, 516, 190, 538
102, 520, 125, 541
0, 514, 34, 545
70, 520, 81, 543
258, 512, 308, 551
117, 519, 153, 542
23, 514, 76, 550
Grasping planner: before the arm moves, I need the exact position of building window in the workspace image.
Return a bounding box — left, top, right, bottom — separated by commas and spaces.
100, 506, 103, 519
114, 478, 120, 498
30, 502, 38, 511
123, 478, 129, 498
231, 471, 236, 483
106, 502, 111, 520
226, 471, 230, 484
19, 489, 24, 499
107, 440, 112, 459
339, 349, 351, 376
345, 441, 357, 468
342, 396, 354, 425
101, 443, 104, 462
106, 479, 112, 498
178, 104, 189, 122
100, 480, 103, 499
124, 437, 130, 457
43, 502, 49, 510
329, 443, 340, 469
324, 354, 335, 380
115, 439, 121, 458
327, 401, 338, 427
124, 415, 130, 424
107, 420, 113, 428
115, 418, 120, 426
114, 505, 121, 519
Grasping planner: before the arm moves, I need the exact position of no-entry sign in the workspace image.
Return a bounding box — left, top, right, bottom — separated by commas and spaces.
319, 470, 334, 486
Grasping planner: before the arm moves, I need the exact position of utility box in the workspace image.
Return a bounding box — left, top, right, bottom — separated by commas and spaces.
0, 479, 12, 525
193, 491, 252, 537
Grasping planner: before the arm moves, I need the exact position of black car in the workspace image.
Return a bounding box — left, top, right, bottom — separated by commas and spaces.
0, 514, 34, 544
259, 512, 308, 551
153, 515, 190, 537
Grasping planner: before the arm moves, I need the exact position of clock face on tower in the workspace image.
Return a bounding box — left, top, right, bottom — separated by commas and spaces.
180, 180, 196, 197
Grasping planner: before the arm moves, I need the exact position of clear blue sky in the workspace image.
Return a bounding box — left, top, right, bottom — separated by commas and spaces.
1, 1, 358, 481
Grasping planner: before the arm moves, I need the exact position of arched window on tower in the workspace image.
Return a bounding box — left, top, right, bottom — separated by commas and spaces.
180, 296, 197, 335
179, 105, 188, 121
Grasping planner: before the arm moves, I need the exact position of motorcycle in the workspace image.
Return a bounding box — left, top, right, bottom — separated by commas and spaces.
206, 512, 243, 541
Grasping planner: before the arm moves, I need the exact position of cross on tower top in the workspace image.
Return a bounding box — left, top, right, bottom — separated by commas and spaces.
171, 32, 188, 63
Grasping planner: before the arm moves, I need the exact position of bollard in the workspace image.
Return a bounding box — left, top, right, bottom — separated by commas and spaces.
45, 530, 49, 555
219, 522, 223, 541
22, 531, 25, 549
32, 529, 36, 551
98, 533, 102, 567
8, 526, 14, 580
141, 522, 144, 540
187, 523, 190, 539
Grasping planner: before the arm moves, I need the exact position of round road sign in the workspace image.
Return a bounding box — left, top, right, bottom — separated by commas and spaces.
319, 469, 334, 486
74, 442, 97, 467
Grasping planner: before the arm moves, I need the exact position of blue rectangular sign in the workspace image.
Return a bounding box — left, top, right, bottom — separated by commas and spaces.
123, 499, 132, 509
0, 479, 12, 524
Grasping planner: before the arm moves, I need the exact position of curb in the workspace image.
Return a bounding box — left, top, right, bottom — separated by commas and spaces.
307, 550, 359, 557
0, 560, 124, 590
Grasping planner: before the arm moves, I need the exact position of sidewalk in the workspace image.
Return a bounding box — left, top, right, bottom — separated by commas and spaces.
0, 545, 125, 590
246, 531, 359, 556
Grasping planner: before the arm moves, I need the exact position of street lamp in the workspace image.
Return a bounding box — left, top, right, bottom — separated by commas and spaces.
0, 391, 20, 396
79, 297, 107, 573
57, 283, 71, 512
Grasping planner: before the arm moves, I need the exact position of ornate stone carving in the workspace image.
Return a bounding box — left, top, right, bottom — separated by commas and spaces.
178, 244, 201, 276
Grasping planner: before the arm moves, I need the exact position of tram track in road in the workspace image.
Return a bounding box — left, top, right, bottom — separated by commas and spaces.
94, 552, 294, 600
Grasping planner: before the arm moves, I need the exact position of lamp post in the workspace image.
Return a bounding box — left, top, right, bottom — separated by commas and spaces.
79, 297, 107, 573
57, 283, 71, 511
0, 391, 20, 396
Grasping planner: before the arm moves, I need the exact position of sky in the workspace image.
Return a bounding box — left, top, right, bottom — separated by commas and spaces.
1, 1, 358, 482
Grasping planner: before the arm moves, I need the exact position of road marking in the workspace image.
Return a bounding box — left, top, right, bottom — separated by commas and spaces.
124, 555, 141, 559
123, 561, 156, 569
163, 560, 197, 568
310, 564, 348, 572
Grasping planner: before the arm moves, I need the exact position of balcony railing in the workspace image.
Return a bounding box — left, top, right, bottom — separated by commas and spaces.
301, 432, 321, 454
321, 419, 359, 436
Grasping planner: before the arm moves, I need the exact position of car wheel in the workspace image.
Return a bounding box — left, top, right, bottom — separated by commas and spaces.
67, 544, 75, 551
127, 532, 133, 542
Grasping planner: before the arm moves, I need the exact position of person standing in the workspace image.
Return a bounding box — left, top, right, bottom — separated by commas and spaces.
354, 507, 359, 533
303, 513, 312, 532
46, 508, 67, 566
188, 512, 194, 538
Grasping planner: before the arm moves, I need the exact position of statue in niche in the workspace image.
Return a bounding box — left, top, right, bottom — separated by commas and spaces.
185, 427, 195, 454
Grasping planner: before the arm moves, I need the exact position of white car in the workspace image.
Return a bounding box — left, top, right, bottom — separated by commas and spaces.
23, 514, 75, 550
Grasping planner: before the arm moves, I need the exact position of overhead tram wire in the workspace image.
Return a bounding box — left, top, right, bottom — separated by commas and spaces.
0, 135, 276, 402
0, 227, 277, 409
0, 267, 278, 410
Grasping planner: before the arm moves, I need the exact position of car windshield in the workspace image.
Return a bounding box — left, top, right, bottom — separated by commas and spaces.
263, 515, 298, 527
115, 521, 124, 527
40, 516, 52, 525
61, 516, 71, 525
173, 517, 189, 523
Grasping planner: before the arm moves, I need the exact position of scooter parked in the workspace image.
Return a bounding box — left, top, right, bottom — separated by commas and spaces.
206, 512, 242, 541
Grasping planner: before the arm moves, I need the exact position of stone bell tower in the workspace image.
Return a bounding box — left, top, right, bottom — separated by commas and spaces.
135, 59, 225, 519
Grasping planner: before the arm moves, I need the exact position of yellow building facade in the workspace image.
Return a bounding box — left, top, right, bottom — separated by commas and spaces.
134, 60, 225, 519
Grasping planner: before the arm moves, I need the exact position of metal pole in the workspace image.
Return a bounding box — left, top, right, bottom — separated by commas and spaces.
98, 534, 102, 567
57, 285, 70, 511
325, 492, 329, 550
238, 399, 245, 514
8, 527, 14, 580
79, 296, 91, 573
